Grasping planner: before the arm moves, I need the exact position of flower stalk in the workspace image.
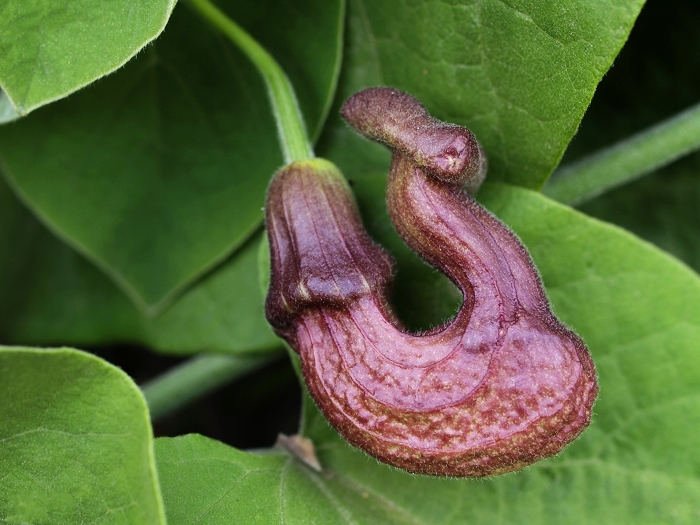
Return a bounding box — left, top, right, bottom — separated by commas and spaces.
188, 0, 313, 162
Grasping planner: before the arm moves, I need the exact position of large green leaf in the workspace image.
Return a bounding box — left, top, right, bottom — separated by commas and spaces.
156, 185, 700, 523
0, 177, 279, 354
318, 0, 645, 189
0, 346, 165, 524
0, 0, 176, 116
155, 434, 409, 524
0, 0, 344, 313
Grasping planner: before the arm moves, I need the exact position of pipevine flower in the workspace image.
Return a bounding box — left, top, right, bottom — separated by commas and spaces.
265, 87, 597, 477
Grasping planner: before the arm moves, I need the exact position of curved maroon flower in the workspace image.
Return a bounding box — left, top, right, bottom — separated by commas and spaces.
264, 89, 597, 477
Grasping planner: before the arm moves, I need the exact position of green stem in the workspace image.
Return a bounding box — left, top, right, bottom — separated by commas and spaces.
142, 352, 280, 421
188, 0, 313, 163
544, 102, 700, 205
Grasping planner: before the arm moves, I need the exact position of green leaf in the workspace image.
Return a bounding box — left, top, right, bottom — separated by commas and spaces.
304, 183, 700, 523
155, 434, 411, 524
0, 0, 344, 312
318, 0, 645, 189
0, 177, 279, 355
0, 0, 176, 116
0, 346, 165, 524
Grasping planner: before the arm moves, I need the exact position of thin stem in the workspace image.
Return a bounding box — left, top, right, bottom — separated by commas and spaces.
142, 352, 280, 421
544, 102, 700, 205
188, 0, 314, 163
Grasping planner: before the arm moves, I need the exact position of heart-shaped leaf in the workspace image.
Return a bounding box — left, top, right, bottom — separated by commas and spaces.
0, 0, 344, 312
0, 0, 175, 116
0, 346, 165, 524
0, 177, 279, 355
318, 0, 645, 189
